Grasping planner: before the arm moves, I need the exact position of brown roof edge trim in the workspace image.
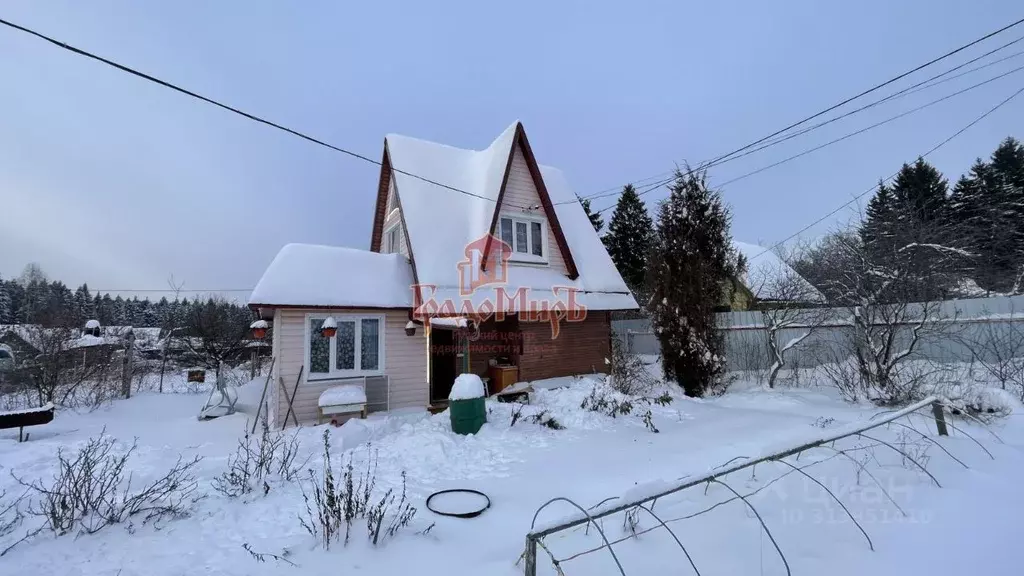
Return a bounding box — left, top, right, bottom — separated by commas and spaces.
369, 145, 391, 253
518, 126, 580, 279
481, 123, 520, 273
485, 123, 580, 279
388, 151, 423, 311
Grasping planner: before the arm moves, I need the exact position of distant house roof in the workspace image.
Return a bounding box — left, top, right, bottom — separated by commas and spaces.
733, 241, 825, 303
249, 244, 416, 309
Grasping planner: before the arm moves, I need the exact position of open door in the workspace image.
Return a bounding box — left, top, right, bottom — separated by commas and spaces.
429, 328, 458, 403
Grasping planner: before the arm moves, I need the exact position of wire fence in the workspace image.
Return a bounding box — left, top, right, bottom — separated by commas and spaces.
520, 396, 1002, 576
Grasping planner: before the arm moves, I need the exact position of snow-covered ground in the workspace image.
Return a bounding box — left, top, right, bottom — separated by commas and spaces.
0, 369, 1021, 575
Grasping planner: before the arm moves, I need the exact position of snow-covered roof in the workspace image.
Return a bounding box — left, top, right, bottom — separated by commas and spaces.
248, 244, 415, 309
733, 241, 825, 303
385, 122, 637, 312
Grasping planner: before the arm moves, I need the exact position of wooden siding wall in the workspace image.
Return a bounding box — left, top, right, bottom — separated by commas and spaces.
272, 308, 428, 426
382, 179, 409, 258
518, 313, 611, 382
466, 317, 520, 377
499, 145, 569, 276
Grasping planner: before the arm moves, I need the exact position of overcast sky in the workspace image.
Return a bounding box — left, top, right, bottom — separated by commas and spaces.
1, 1, 1021, 302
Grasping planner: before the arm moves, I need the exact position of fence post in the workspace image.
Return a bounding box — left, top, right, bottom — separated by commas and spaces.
524, 535, 537, 576
931, 400, 949, 436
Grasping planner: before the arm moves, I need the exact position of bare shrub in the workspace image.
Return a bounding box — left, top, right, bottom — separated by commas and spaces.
747, 255, 829, 388
957, 308, 1024, 401
0, 490, 23, 540
213, 418, 302, 498
894, 429, 932, 471
14, 432, 201, 537
14, 325, 124, 409
528, 410, 565, 430
300, 431, 421, 549
581, 383, 660, 433
241, 542, 296, 567
608, 338, 657, 395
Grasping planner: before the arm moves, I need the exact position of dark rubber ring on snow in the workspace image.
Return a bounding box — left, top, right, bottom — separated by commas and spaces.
426, 489, 491, 518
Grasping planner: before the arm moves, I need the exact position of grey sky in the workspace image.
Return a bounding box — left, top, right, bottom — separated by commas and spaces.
1, 1, 1020, 301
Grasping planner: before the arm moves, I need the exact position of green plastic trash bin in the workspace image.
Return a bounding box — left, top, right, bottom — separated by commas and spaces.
450, 397, 486, 435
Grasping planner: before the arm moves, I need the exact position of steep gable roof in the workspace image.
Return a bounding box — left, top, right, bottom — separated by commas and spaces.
370, 122, 636, 312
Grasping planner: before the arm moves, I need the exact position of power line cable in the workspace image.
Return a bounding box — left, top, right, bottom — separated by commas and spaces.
3, 14, 1023, 210
744, 82, 1024, 264
82, 85, 1024, 294
592, 62, 1024, 215
715, 64, 1024, 188
575, 26, 1024, 205
0, 16, 524, 207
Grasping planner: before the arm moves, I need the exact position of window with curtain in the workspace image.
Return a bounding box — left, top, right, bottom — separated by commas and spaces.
307, 315, 385, 378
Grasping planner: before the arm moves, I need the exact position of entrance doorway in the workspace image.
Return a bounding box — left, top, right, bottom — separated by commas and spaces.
430, 328, 458, 403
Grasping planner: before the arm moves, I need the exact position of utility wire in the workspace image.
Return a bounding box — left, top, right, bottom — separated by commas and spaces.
575, 26, 1024, 205
744, 82, 1024, 264
3, 15, 1023, 210
86, 84, 1024, 294
0, 16, 518, 206
592, 62, 1024, 215
715, 64, 1024, 188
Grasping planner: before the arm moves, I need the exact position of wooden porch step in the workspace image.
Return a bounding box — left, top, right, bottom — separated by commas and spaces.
427, 401, 449, 415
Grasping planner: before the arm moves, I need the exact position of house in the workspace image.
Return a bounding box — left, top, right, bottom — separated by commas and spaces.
0, 327, 40, 365
249, 122, 638, 426
723, 241, 824, 310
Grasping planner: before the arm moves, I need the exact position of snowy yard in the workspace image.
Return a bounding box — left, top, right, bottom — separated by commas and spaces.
1, 369, 1021, 575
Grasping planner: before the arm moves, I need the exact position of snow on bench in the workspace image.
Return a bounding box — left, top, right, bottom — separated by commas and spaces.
317, 382, 368, 424
0, 402, 55, 442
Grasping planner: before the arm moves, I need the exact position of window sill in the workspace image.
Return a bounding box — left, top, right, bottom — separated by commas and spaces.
307, 372, 383, 382
508, 255, 548, 266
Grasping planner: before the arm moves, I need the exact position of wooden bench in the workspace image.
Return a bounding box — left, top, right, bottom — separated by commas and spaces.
0, 402, 54, 442
317, 380, 368, 425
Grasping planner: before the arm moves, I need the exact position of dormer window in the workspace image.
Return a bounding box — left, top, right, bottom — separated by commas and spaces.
500, 215, 547, 264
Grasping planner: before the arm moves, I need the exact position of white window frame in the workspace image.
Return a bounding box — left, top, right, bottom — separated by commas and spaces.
305, 313, 386, 380
384, 224, 401, 254
499, 214, 548, 264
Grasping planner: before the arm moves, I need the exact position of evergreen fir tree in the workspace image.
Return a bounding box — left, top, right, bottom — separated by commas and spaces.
859, 158, 961, 299
948, 139, 1024, 292
0, 276, 10, 324
860, 180, 897, 262
648, 168, 736, 397
604, 184, 655, 290
989, 137, 1024, 290
990, 136, 1024, 191
577, 195, 604, 233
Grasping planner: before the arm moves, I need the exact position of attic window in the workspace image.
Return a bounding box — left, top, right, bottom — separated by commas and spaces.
499, 215, 547, 264
385, 226, 400, 254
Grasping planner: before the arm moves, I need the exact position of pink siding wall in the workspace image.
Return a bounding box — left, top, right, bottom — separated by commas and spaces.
271, 308, 428, 426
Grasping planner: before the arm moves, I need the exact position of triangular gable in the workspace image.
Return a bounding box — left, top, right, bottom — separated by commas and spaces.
369, 145, 422, 309
369, 147, 393, 254
482, 123, 579, 279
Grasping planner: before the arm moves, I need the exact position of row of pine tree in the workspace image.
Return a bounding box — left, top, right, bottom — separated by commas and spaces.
584, 136, 1024, 301
0, 265, 250, 329
861, 137, 1024, 295
581, 136, 1024, 396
